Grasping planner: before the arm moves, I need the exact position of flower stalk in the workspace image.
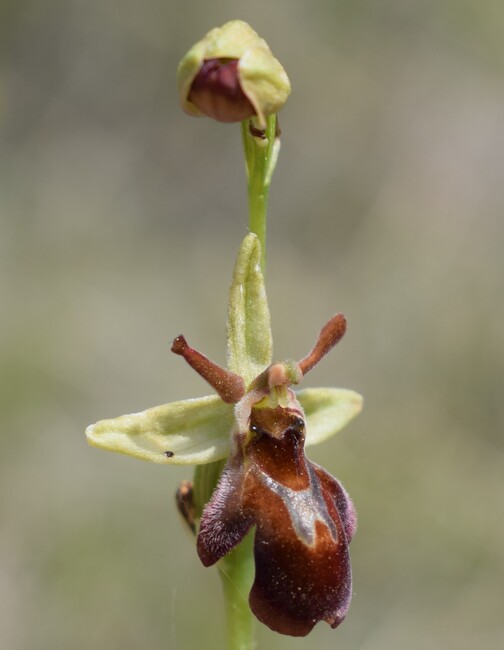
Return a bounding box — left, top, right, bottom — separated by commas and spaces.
209, 114, 280, 650
190, 114, 278, 648
241, 115, 280, 272
219, 533, 256, 650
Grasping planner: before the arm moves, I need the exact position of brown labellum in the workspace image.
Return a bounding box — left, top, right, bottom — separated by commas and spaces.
197, 406, 356, 637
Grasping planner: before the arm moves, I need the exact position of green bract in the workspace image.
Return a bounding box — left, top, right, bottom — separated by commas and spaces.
177, 20, 291, 128
86, 234, 362, 465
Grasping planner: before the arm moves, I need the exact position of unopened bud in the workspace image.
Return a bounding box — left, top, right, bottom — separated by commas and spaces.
177, 20, 291, 127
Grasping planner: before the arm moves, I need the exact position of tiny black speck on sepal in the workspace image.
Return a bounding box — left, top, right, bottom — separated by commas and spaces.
164, 450, 175, 458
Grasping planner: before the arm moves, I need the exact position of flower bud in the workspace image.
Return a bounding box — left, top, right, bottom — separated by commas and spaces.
177, 20, 291, 127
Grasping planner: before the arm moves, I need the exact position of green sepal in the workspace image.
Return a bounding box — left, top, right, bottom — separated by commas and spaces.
86, 395, 234, 465
227, 233, 272, 385
239, 45, 290, 128
297, 387, 363, 447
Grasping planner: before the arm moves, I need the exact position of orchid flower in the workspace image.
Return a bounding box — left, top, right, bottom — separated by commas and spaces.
86, 232, 362, 637
86, 19, 363, 645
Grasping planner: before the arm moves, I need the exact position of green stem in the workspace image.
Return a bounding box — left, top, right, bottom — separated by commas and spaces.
213, 116, 282, 648
191, 116, 282, 650
219, 532, 256, 650
241, 115, 280, 272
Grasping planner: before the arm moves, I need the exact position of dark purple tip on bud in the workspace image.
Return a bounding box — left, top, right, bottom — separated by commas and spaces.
188, 59, 256, 123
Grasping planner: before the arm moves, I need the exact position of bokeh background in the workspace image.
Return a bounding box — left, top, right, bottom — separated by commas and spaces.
1, 1, 503, 648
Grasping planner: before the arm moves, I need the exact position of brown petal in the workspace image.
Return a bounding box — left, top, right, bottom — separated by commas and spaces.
298, 313, 347, 376
171, 334, 245, 404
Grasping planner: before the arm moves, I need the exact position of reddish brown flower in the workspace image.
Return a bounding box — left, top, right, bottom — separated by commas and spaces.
172, 311, 356, 636
197, 404, 356, 636
86, 235, 362, 637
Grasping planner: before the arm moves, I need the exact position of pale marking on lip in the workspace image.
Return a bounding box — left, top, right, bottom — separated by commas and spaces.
257, 463, 338, 547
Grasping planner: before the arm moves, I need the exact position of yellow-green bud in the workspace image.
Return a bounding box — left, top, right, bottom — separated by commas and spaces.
177, 20, 291, 128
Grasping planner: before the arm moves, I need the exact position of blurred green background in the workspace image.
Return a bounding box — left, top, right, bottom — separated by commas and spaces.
1, 1, 503, 648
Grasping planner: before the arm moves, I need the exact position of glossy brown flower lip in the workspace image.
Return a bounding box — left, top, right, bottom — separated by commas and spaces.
188, 59, 256, 123
197, 405, 356, 637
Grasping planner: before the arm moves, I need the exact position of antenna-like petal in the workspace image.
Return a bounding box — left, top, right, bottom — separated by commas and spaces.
172, 335, 245, 404
298, 314, 347, 376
